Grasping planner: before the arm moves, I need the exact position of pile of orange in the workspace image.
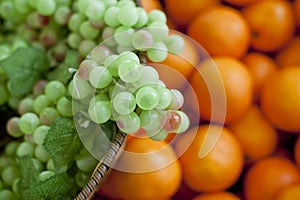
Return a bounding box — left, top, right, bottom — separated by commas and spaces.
95, 0, 300, 199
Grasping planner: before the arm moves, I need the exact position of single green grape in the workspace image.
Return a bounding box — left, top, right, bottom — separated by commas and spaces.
33, 95, 51, 114
68, 77, 93, 99
139, 109, 161, 131
56, 97, 72, 117
146, 42, 168, 62
118, 59, 142, 83
37, 0, 56, 16
19, 112, 40, 134
1, 166, 20, 186
39, 107, 59, 125
117, 5, 139, 27
38, 171, 55, 181
104, 6, 120, 27
0, 189, 17, 200
45, 80, 66, 102
33, 125, 50, 145
112, 91, 136, 115
116, 112, 140, 134
88, 100, 111, 124
85, 0, 105, 20
135, 86, 160, 110
89, 66, 112, 89
35, 145, 50, 163
16, 142, 35, 157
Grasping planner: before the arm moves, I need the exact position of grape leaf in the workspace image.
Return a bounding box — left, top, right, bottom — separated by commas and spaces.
0, 47, 49, 96
23, 173, 75, 200
44, 117, 84, 172
19, 156, 39, 195
47, 50, 79, 84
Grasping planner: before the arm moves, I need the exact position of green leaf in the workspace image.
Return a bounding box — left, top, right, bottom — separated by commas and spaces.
44, 117, 84, 171
19, 156, 40, 199
23, 173, 75, 200
47, 50, 79, 84
0, 47, 49, 96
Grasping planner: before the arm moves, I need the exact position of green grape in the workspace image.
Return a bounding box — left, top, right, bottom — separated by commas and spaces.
35, 145, 50, 163
77, 0, 93, 15
118, 59, 142, 83
46, 159, 55, 171
117, 5, 138, 27
132, 29, 154, 51
147, 42, 168, 62
101, 0, 117, 7
89, 18, 105, 29
38, 171, 55, 181
8, 94, 22, 110
168, 89, 184, 110
33, 80, 47, 96
0, 155, 15, 171
102, 27, 117, 47
33, 125, 50, 145
33, 95, 51, 114
79, 21, 100, 40
0, 1, 15, 19
1, 166, 20, 186
116, 45, 133, 54
78, 59, 98, 80
31, 158, 44, 172
112, 91, 136, 115
78, 40, 97, 57
19, 112, 40, 134
114, 26, 135, 47
67, 32, 82, 49
116, 0, 135, 7
85, 0, 105, 20
90, 92, 110, 103
12, 178, 20, 194
134, 7, 148, 28
37, 0, 56, 16
132, 66, 159, 89
136, 86, 160, 110
147, 10, 167, 24
18, 96, 34, 115
56, 0, 72, 6
103, 54, 118, 69
68, 13, 86, 32
0, 190, 17, 200
16, 142, 35, 157
104, 6, 120, 27
165, 34, 185, 54
139, 110, 161, 131
57, 97, 72, 117
14, 0, 31, 14
6, 117, 24, 138
88, 100, 111, 123
28, 0, 41, 9
89, 45, 112, 65
4, 141, 20, 157
89, 66, 113, 89
0, 84, 9, 106
39, 107, 59, 125
154, 86, 172, 109
147, 21, 169, 42
174, 110, 190, 133
45, 80, 66, 102
116, 112, 140, 134
69, 77, 93, 99
76, 171, 91, 188
54, 6, 71, 25
76, 152, 98, 172
148, 128, 168, 141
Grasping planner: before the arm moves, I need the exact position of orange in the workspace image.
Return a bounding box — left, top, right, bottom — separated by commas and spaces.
175, 125, 244, 192
193, 191, 241, 200
164, 0, 220, 31
222, 0, 260, 6
294, 0, 300, 28
260, 66, 300, 132
187, 5, 250, 58
294, 136, 300, 167
244, 156, 300, 200
242, 52, 278, 100
190, 56, 253, 124
141, 0, 163, 12
274, 184, 300, 200
242, 0, 296, 52
229, 105, 278, 162
109, 138, 182, 200
275, 36, 300, 67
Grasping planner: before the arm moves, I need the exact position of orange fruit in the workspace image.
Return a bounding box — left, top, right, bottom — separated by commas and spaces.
229, 105, 278, 162
193, 191, 241, 200
274, 184, 300, 200
222, 0, 260, 6
141, 0, 163, 12
275, 36, 300, 67
149, 34, 200, 90
294, 0, 300, 28
175, 125, 244, 192
109, 138, 182, 200
190, 56, 253, 124
260, 66, 300, 132
244, 156, 300, 200
187, 5, 250, 58
242, 52, 278, 100
164, 0, 220, 30
294, 136, 300, 167
242, 0, 296, 52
